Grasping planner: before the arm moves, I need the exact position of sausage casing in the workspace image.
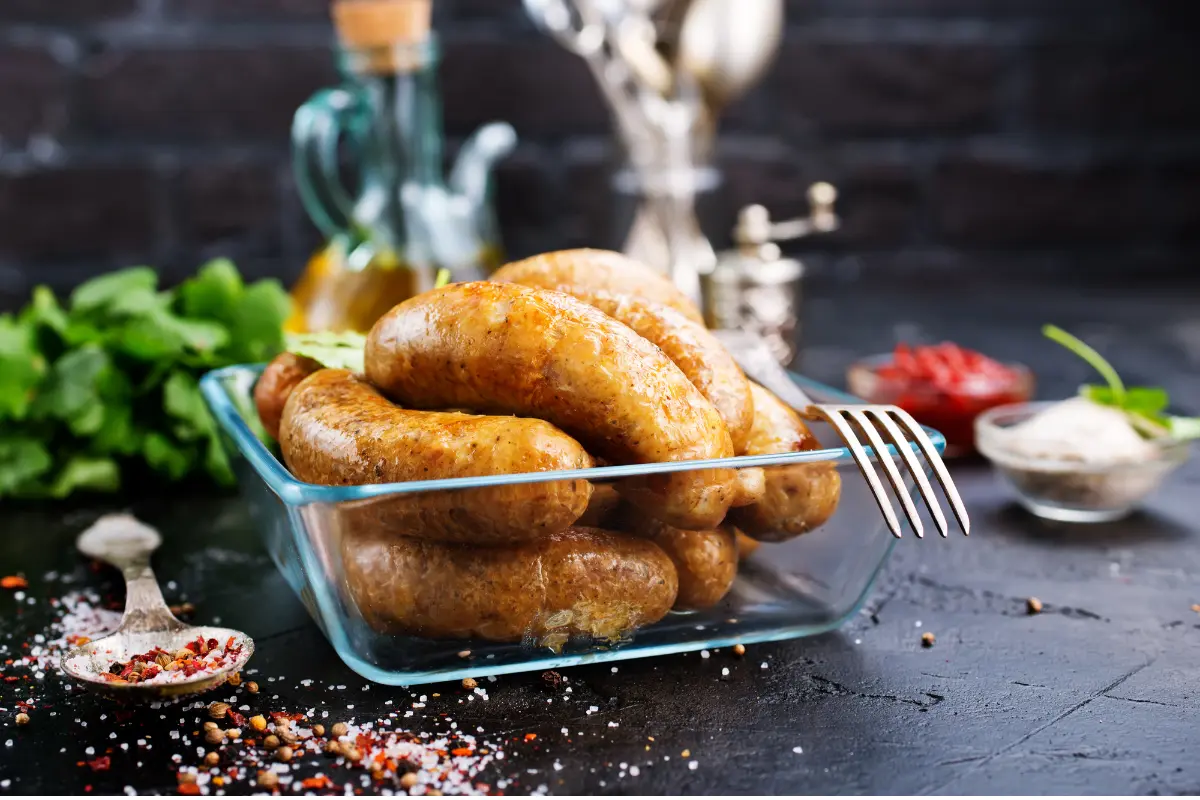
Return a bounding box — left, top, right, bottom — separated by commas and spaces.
488, 274, 756, 454
492, 249, 705, 325
280, 369, 593, 544
729, 382, 842, 541
342, 525, 679, 645
615, 507, 738, 611
254, 352, 323, 440
365, 282, 739, 529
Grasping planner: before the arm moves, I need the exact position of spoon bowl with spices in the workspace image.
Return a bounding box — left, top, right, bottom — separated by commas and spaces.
61, 513, 254, 702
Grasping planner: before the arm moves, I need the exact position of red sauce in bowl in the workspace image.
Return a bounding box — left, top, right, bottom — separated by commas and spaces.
847, 343, 1034, 457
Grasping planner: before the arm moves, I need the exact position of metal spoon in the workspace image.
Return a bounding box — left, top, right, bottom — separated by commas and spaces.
60, 513, 254, 702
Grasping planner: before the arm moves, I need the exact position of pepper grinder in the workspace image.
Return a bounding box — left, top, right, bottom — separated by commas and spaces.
702, 182, 839, 366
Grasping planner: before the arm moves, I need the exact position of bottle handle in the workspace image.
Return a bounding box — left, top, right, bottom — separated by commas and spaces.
291, 86, 363, 238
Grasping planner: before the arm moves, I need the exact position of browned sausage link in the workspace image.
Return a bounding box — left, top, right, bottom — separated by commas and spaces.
254, 352, 323, 441
488, 279, 757, 454
577, 482, 622, 528
280, 369, 593, 544
615, 505, 738, 610
492, 248, 706, 325
365, 282, 738, 530
728, 382, 843, 542
341, 525, 679, 645
734, 529, 761, 559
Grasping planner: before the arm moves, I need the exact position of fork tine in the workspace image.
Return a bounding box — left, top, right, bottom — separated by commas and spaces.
865, 408, 950, 538
886, 407, 971, 535
845, 408, 924, 538
813, 407, 904, 538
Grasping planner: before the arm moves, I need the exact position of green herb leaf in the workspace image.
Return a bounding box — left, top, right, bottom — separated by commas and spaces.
0, 314, 45, 420
70, 267, 158, 314
284, 331, 366, 373
46, 455, 121, 498
434, 268, 452, 289
0, 436, 53, 494
143, 432, 194, 481
1043, 324, 1126, 404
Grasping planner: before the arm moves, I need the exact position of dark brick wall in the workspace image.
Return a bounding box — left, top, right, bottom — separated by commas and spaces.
1, 0, 1197, 306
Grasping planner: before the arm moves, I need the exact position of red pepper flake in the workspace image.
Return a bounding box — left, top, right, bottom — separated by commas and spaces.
451, 747, 473, 757
524, 733, 537, 742
4, 676, 19, 683
301, 776, 333, 790
86, 756, 111, 772
177, 783, 200, 795
1, 575, 28, 589
226, 708, 246, 728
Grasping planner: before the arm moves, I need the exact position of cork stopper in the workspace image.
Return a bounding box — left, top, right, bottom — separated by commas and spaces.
332, 0, 432, 73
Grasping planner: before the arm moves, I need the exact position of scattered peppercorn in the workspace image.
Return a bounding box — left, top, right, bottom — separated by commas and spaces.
427, 790, 443, 796
345, 747, 363, 762
249, 714, 267, 732
277, 746, 293, 763
207, 702, 230, 719
204, 752, 220, 766
1026, 597, 1044, 615
921, 632, 936, 647
15, 712, 30, 725
324, 741, 342, 757
1191, 604, 1200, 613
681, 749, 690, 758
203, 721, 218, 731
457, 650, 471, 659
331, 722, 349, 737
178, 772, 197, 784
224, 728, 242, 740
262, 735, 280, 750
733, 644, 746, 656
256, 770, 279, 789
204, 728, 225, 745
312, 724, 325, 736
246, 681, 259, 693
399, 772, 419, 790
462, 677, 478, 689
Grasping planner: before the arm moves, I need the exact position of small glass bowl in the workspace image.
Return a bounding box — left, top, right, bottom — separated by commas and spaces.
847, 354, 1034, 458
975, 402, 1191, 522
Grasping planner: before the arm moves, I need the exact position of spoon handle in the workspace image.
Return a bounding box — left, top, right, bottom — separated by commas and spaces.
118, 557, 184, 634
76, 514, 184, 634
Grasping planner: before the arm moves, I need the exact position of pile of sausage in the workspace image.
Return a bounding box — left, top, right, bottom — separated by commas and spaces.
253, 249, 841, 648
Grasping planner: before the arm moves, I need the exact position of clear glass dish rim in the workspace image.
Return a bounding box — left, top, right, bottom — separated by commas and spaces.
200, 363, 948, 506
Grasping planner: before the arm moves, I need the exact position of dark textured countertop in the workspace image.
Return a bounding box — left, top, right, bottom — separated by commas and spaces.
2, 279, 1198, 795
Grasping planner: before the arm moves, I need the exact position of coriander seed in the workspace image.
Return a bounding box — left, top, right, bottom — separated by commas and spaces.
257, 770, 279, 789
15, 712, 30, 726
462, 677, 478, 689
207, 701, 230, 720
399, 772, 418, 790
178, 772, 197, 785
204, 728, 225, 745
262, 734, 280, 750
277, 746, 293, 762
204, 752, 220, 766
921, 632, 936, 647
246, 681, 259, 694
312, 724, 325, 736
733, 644, 746, 656
331, 722, 348, 737
1026, 597, 1043, 615
203, 721, 218, 731
224, 728, 241, 740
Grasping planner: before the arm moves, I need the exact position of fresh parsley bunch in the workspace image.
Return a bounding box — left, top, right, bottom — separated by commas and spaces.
0, 259, 291, 499
1044, 324, 1200, 441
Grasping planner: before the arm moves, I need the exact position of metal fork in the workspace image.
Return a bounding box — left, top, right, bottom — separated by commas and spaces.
714, 330, 970, 538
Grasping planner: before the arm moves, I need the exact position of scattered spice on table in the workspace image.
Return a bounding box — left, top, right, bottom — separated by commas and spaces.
1026, 597, 1043, 615
91, 637, 245, 686
2, 576, 29, 590
921, 632, 936, 647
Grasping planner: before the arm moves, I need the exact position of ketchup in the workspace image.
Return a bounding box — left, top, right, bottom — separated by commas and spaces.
857, 342, 1031, 457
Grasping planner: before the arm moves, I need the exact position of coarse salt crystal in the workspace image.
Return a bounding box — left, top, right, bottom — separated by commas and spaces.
688, 760, 699, 770
793, 746, 803, 754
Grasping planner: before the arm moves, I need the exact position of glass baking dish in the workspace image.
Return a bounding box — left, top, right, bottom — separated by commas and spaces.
200, 364, 944, 686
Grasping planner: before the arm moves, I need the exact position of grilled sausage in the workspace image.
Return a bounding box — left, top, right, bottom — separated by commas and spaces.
254, 352, 323, 440
341, 525, 678, 645
488, 273, 756, 453
729, 383, 842, 541
614, 506, 738, 610
365, 282, 739, 530
492, 248, 705, 325
279, 369, 593, 544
